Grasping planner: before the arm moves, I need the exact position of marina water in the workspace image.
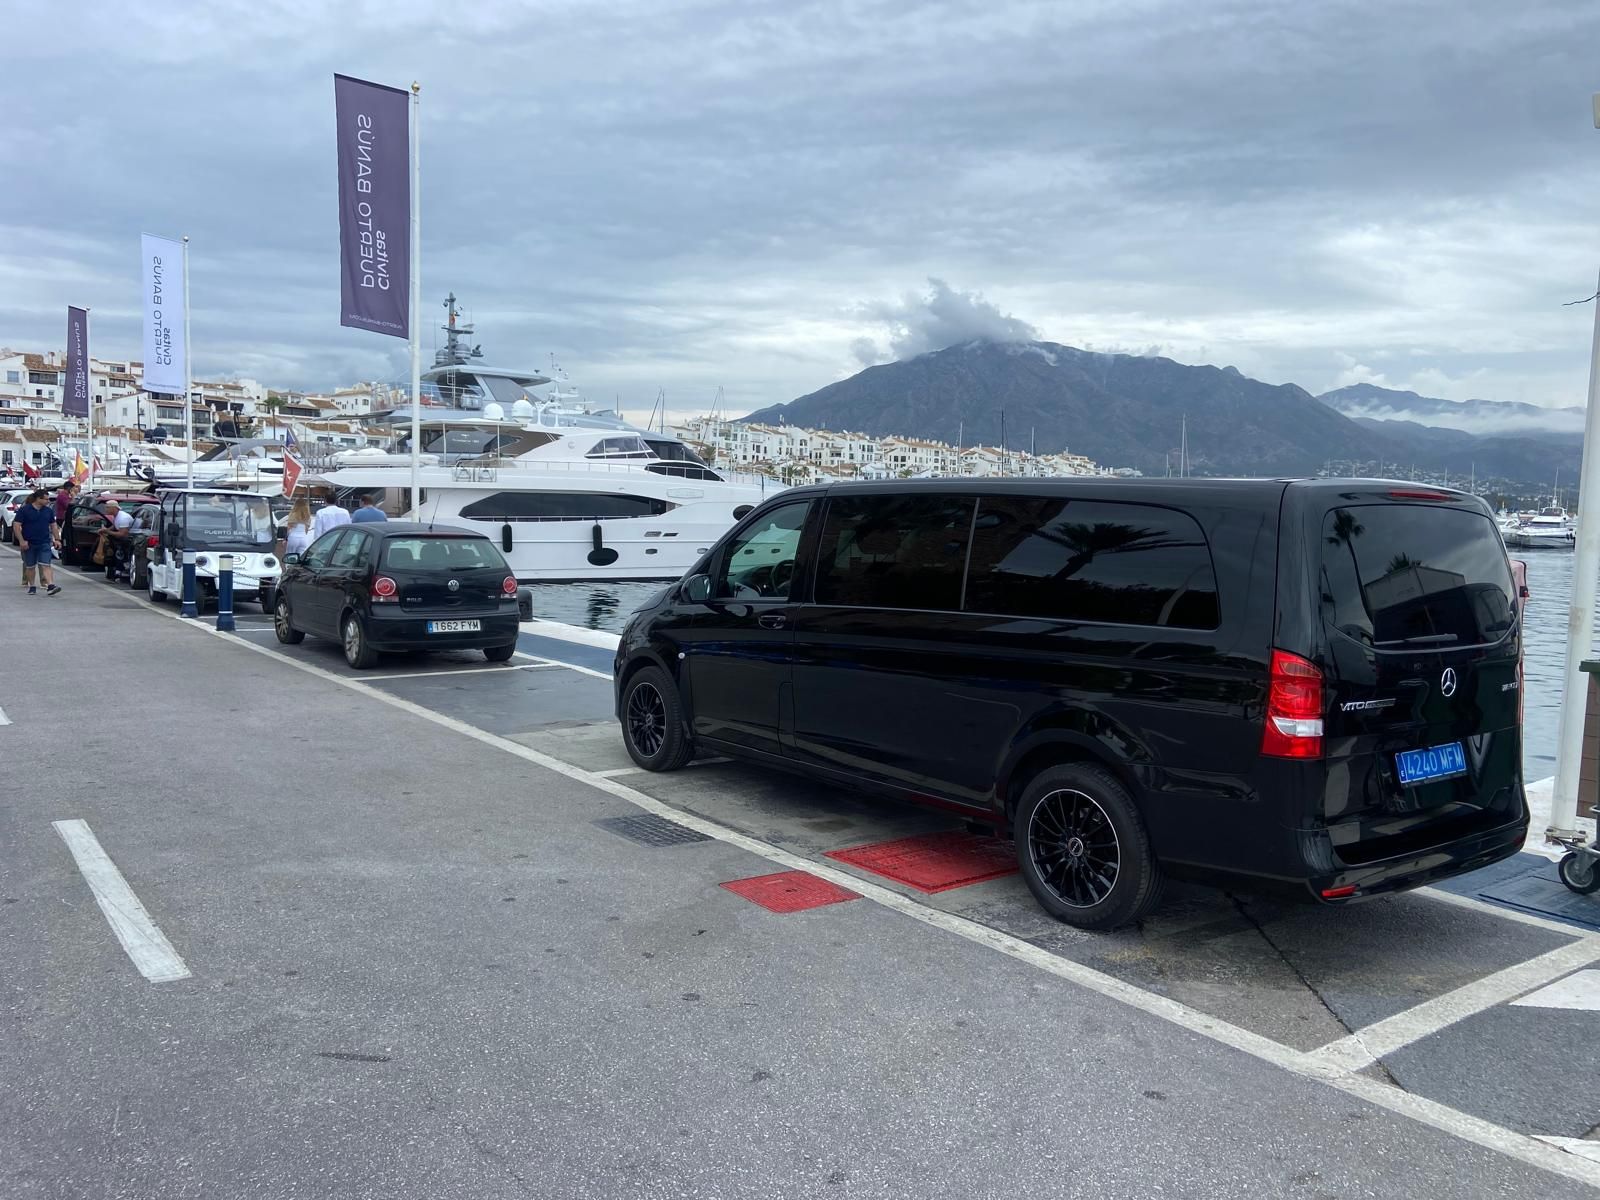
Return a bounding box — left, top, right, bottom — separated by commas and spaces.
529, 551, 1594, 779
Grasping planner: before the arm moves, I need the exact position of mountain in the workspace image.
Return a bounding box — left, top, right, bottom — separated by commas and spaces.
741, 341, 1392, 476
1318, 383, 1583, 436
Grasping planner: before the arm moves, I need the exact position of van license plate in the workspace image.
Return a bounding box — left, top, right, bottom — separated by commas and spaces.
427, 619, 480, 633
1395, 742, 1467, 786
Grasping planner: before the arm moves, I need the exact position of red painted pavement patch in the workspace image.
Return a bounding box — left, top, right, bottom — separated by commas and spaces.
720, 870, 861, 913
824, 830, 1018, 893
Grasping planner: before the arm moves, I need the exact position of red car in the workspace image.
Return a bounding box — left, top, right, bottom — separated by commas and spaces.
60, 490, 158, 571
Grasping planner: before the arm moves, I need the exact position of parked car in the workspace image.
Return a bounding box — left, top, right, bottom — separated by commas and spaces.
121, 502, 162, 590
274, 521, 522, 668
60, 490, 158, 571
144, 488, 280, 611
2, 488, 32, 542
613, 479, 1528, 930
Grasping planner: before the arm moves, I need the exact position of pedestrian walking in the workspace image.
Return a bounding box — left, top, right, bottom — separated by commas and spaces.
284, 497, 314, 557
349, 493, 388, 524
310, 497, 351, 540
16, 490, 63, 596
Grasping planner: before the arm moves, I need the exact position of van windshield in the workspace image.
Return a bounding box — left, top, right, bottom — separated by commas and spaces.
1320, 505, 1515, 649
181, 494, 275, 548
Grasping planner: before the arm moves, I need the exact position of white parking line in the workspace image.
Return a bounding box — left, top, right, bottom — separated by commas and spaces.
65, 578, 1600, 1188
363, 662, 554, 682
52, 819, 191, 984
1511, 968, 1600, 1011
512, 650, 613, 681
0, 705, 10, 726
1305, 940, 1600, 1073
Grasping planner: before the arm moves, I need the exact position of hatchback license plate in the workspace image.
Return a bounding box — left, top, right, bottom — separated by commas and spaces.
427, 619, 481, 633
1395, 741, 1467, 786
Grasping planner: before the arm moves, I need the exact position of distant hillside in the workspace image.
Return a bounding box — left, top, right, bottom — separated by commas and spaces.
1318, 382, 1583, 436
740, 343, 1585, 483
743, 341, 1391, 476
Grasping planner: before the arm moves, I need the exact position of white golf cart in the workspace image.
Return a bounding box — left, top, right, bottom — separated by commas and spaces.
145, 488, 281, 612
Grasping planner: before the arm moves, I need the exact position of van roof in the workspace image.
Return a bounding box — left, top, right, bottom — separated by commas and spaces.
777, 476, 1484, 509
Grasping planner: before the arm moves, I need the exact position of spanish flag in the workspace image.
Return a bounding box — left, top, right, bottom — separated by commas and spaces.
73, 451, 89, 485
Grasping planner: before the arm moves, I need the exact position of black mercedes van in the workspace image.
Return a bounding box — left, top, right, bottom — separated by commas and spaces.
613, 479, 1527, 929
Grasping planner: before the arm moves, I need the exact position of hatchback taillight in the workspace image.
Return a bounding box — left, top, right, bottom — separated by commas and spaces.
146, 535, 159, 548
1261, 649, 1324, 759
502, 575, 518, 596
371, 575, 399, 603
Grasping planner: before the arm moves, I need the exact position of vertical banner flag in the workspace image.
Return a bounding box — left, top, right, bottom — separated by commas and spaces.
140, 234, 187, 395
335, 74, 410, 339
63, 306, 89, 418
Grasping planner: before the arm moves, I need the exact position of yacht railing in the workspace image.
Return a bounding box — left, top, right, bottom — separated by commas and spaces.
329, 452, 775, 491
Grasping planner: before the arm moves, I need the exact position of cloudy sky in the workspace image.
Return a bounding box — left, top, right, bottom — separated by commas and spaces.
5, 0, 1600, 420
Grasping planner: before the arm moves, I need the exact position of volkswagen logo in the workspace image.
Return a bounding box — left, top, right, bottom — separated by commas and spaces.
447, 579, 460, 592
1440, 667, 1457, 698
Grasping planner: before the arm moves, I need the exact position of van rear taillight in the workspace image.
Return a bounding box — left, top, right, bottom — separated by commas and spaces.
1261, 649, 1324, 759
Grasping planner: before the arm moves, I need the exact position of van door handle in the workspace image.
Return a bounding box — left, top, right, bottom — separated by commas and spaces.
758, 613, 787, 629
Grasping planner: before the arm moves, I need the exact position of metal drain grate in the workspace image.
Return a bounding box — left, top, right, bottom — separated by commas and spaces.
594, 813, 712, 847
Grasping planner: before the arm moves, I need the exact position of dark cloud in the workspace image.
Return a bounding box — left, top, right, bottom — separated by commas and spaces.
4, 0, 1599, 415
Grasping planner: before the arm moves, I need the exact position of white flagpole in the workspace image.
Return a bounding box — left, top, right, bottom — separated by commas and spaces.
1546, 97, 1600, 844
183, 236, 193, 489
408, 81, 422, 517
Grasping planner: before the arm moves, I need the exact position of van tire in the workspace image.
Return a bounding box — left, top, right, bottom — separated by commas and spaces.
620, 665, 693, 772
1013, 763, 1163, 930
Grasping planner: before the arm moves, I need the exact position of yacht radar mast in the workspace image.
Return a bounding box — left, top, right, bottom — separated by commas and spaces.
435, 292, 485, 368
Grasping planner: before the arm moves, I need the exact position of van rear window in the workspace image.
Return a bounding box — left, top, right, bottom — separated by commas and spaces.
1320, 506, 1514, 648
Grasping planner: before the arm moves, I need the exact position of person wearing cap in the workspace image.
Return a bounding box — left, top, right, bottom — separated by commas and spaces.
97, 499, 135, 581
16, 490, 62, 596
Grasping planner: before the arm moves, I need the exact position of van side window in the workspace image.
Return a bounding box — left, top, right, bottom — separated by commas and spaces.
714, 501, 810, 600
964, 497, 1219, 628
814, 494, 976, 611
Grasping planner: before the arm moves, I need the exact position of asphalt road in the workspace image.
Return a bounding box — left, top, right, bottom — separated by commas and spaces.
2, 554, 1597, 1198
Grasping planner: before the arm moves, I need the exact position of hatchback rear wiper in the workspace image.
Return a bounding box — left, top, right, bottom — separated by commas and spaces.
1374, 633, 1459, 646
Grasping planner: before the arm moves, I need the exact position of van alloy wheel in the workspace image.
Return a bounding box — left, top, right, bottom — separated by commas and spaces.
1013, 762, 1162, 930
619, 664, 694, 772
627, 681, 667, 757
1028, 789, 1121, 908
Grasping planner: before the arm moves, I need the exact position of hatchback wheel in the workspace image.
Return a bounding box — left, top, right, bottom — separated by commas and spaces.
274, 595, 304, 644
483, 642, 518, 662
342, 613, 378, 668
1014, 763, 1162, 930
620, 665, 693, 771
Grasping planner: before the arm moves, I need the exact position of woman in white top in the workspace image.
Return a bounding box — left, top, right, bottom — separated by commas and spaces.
284, 497, 314, 556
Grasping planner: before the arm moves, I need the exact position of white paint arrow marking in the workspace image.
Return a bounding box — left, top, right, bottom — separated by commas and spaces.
1512, 969, 1600, 1012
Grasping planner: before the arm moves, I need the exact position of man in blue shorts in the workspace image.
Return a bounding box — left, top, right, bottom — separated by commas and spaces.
16, 490, 62, 596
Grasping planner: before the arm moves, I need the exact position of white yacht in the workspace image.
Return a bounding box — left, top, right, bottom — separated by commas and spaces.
322, 295, 779, 581
1503, 504, 1575, 550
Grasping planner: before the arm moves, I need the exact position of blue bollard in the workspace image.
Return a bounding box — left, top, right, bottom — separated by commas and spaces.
215, 554, 235, 632
180, 550, 199, 618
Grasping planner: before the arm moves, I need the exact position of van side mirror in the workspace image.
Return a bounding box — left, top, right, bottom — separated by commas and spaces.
683, 573, 712, 604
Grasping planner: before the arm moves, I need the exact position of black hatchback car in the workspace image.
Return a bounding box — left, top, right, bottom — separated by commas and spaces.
614, 478, 1528, 929
275, 521, 522, 668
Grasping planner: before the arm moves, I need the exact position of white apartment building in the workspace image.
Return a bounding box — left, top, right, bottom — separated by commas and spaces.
673, 414, 1107, 480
